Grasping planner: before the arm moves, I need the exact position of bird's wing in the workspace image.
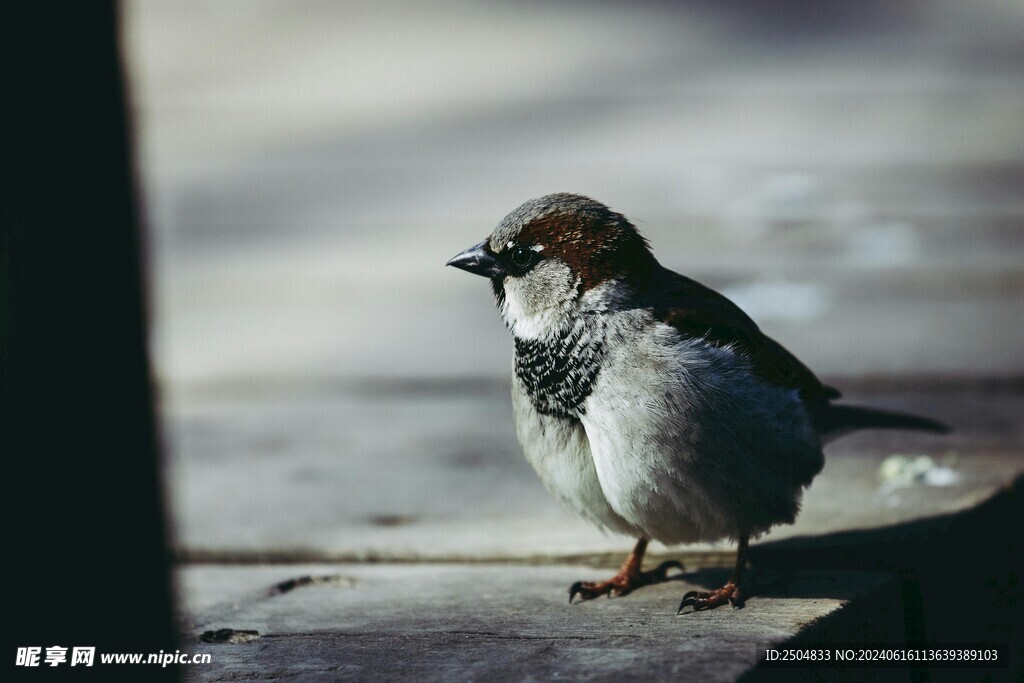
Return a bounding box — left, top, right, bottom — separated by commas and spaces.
650, 268, 839, 406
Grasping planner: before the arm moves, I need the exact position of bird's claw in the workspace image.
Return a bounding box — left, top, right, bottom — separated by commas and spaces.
677, 583, 742, 614
568, 580, 616, 603
568, 581, 594, 603
569, 559, 686, 603
569, 581, 598, 602
730, 587, 746, 609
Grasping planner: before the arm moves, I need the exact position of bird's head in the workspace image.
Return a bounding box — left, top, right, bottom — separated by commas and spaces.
447, 193, 655, 339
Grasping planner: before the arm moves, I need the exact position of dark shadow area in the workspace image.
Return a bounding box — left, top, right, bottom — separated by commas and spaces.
4, 2, 176, 679
731, 473, 1022, 682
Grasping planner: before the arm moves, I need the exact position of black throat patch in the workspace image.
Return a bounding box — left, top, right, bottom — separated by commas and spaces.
513, 319, 605, 419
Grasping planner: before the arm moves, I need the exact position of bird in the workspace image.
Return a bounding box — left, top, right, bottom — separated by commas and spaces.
446, 193, 948, 612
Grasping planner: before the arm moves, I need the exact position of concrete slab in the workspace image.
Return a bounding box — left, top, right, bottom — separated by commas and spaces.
176, 564, 902, 682
165, 383, 1024, 562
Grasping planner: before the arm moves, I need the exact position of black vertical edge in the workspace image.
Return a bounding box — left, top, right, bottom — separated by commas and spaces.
3, 1, 178, 679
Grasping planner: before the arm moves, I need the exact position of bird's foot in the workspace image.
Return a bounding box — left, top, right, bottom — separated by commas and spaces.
677, 582, 744, 613
569, 560, 684, 603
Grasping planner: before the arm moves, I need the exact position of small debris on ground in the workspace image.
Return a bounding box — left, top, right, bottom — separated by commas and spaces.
199, 628, 261, 644
271, 574, 358, 595
878, 454, 960, 490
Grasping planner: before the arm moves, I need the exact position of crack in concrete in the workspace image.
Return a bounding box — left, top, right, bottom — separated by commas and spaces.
270, 574, 358, 595
176, 549, 738, 571
258, 631, 643, 642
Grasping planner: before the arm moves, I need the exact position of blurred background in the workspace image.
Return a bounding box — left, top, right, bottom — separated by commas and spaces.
121, 1, 1024, 562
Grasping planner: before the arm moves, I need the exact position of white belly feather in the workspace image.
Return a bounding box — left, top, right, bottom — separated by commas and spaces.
511, 377, 641, 537
511, 309, 823, 546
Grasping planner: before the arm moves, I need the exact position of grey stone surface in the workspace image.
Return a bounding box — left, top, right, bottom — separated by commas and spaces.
165, 383, 1023, 562
177, 564, 901, 682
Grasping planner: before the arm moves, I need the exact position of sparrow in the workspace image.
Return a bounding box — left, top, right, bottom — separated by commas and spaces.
447, 193, 947, 612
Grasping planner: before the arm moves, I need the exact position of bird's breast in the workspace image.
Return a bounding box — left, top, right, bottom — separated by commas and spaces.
513, 317, 605, 420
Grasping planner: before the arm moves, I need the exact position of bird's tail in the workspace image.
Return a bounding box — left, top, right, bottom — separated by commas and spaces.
815, 405, 950, 440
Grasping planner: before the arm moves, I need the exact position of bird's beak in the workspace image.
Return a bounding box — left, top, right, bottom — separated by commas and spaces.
446, 239, 504, 278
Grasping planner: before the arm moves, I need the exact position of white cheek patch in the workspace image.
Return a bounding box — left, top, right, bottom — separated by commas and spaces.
531, 244, 545, 252
499, 259, 578, 340
502, 280, 561, 339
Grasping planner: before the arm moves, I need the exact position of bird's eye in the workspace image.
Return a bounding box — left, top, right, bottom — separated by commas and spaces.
510, 246, 535, 269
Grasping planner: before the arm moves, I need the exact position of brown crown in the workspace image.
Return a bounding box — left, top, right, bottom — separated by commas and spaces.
516, 206, 655, 292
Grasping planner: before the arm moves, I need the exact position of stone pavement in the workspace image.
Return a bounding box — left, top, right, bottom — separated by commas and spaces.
169, 383, 1022, 681
165, 381, 1022, 563
178, 566, 903, 682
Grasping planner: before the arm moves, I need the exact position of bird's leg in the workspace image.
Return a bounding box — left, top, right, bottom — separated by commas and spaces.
678, 535, 749, 613
569, 538, 684, 603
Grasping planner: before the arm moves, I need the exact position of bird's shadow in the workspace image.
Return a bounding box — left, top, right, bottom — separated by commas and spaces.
732, 473, 1019, 681
680, 472, 1019, 600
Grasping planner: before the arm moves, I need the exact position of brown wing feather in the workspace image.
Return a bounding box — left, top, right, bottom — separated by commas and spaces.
650, 268, 838, 405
